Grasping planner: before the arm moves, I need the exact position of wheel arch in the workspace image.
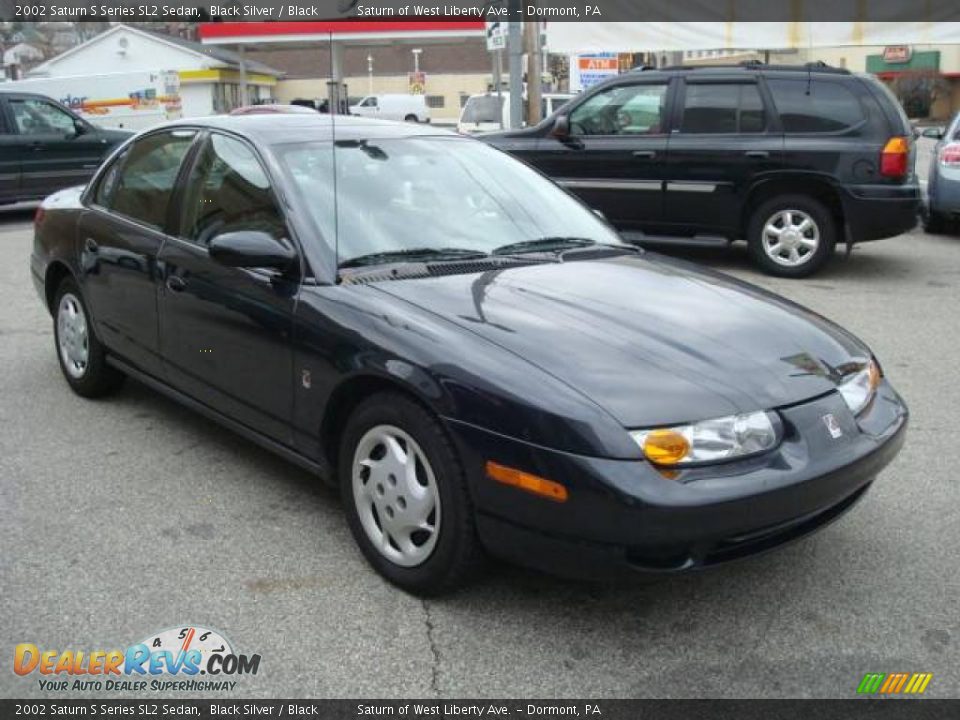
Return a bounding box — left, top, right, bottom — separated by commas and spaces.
319, 369, 446, 478
44, 261, 74, 315
742, 175, 846, 238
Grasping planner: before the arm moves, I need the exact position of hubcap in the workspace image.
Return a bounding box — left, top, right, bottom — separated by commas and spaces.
352, 425, 440, 567
762, 209, 820, 267
57, 293, 89, 379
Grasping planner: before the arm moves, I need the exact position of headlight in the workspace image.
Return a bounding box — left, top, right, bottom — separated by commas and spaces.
837, 359, 881, 416
631, 410, 779, 466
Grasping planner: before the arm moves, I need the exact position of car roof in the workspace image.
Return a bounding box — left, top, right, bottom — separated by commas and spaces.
159, 113, 456, 144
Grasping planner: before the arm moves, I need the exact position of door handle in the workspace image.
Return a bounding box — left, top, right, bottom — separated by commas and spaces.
166, 276, 187, 293
745, 150, 770, 159
632, 150, 656, 159
84, 238, 99, 253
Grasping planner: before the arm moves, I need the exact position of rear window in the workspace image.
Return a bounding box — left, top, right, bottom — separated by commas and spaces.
461, 95, 503, 123
767, 79, 866, 133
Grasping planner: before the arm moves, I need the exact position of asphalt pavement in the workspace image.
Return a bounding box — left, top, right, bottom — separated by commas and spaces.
2, 201, 959, 699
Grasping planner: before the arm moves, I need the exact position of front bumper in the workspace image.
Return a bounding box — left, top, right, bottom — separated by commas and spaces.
841, 183, 920, 242
446, 380, 908, 579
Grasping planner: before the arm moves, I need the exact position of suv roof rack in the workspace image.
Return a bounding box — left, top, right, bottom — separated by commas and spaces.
658, 60, 851, 75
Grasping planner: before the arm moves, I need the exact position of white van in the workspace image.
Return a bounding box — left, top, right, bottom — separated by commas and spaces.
349, 94, 430, 123
457, 92, 574, 134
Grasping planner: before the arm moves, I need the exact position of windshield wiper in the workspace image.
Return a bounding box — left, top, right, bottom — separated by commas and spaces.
492, 236, 640, 257
339, 247, 490, 269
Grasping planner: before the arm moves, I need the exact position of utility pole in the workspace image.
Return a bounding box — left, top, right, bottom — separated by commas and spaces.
524, 18, 542, 126
507, 2, 523, 129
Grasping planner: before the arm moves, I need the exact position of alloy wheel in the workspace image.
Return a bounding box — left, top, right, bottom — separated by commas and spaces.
762, 209, 820, 267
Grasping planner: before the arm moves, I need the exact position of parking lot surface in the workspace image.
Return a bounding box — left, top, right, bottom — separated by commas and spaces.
1, 202, 958, 698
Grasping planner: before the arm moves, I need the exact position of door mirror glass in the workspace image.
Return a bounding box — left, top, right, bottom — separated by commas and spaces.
209, 231, 297, 270
552, 115, 571, 138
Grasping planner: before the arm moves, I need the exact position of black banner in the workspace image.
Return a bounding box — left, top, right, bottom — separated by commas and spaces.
2, 0, 960, 22
1, 700, 959, 719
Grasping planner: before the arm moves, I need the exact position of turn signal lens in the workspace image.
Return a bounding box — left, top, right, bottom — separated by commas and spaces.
485, 461, 568, 502
838, 358, 882, 416
640, 429, 690, 465
880, 136, 909, 178
631, 411, 779, 467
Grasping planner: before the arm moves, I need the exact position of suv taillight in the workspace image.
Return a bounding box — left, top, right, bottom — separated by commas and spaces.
880, 136, 910, 179
940, 143, 960, 167
34, 207, 45, 228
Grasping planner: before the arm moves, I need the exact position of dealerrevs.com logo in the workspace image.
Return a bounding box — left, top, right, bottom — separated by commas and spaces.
13, 626, 261, 692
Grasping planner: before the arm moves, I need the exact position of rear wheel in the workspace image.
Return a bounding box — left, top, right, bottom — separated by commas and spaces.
922, 205, 946, 234
53, 278, 124, 397
747, 195, 836, 278
339, 392, 481, 595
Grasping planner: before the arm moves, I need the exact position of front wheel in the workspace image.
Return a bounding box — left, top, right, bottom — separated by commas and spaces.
403, 113, 419, 123
53, 278, 124, 397
747, 195, 837, 278
339, 393, 482, 595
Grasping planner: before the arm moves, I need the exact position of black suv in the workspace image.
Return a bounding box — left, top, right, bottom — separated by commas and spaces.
0, 90, 132, 206
482, 63, 921, 277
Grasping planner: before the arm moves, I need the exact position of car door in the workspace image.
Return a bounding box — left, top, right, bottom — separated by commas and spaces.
0, 97, 21, 203
80, 128, 198, 380
662, 78, 783, 236
7, 95, 110, 199
157, 131, 298, 444
529, 80, 673, 232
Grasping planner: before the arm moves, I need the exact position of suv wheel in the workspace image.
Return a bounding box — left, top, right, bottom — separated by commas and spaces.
747, 195, 836, 278
53, 278, 124, 397
339, 392, 482, 595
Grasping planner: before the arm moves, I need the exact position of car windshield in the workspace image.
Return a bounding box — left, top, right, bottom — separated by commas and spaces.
276, 136, 624, 266
461, 96, 503, 124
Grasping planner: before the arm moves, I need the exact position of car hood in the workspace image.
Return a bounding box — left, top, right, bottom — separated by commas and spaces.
373, 254, 869, 428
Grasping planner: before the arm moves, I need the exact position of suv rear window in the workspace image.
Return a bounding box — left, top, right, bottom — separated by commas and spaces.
767, 79, 865, 133
680, 83, 766, 133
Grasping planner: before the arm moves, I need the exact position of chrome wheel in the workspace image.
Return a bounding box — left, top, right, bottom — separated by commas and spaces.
762, 209, 820, 267
352, 425, 440, 568
57, 292, 89, 379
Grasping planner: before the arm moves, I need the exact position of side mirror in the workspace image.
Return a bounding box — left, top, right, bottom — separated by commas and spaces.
551, 115, 571, 139
71, 120, 88, 137
922, 127, 945, 139
209, 231, 297, 271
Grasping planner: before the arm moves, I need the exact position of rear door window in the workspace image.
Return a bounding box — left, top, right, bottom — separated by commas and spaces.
679, 83, 767, 133
106, 130, 196, 229
767, 79, 866, 133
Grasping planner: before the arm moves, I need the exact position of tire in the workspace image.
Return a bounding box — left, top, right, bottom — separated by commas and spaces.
403, 114, 418, 123
52, 277, 124, 398
747, 195, 837, 278
339, 392, 482, 595
922, 207, 946, 234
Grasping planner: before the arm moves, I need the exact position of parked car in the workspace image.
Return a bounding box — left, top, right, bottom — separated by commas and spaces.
0, 90, 132, 206
349, 94, 430, 123
230, 104, 319, 115
481, 63, 921, 278
457, 91, 575, 134
922, 113, 960, 233
32, 114, 907, 594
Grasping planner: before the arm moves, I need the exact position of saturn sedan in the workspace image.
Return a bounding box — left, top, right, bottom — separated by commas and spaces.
31, 114, 908, 594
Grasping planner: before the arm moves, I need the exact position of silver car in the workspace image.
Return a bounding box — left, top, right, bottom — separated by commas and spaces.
924, 113, 960, 233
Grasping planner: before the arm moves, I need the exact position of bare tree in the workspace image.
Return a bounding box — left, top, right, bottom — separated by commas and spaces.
892, 69, 951, 119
